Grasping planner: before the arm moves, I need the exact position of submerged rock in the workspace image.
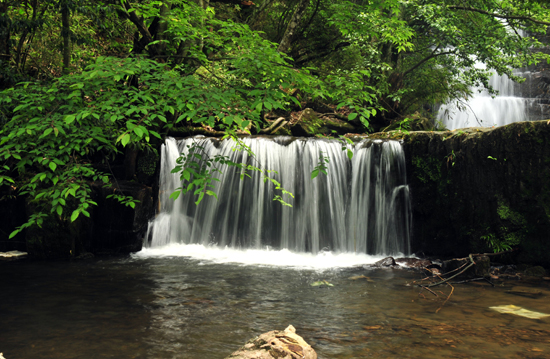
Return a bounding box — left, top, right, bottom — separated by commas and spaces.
395, 258, 432, 268
374, 257, 397, 267
522, 266, 547, 277
362, 257, 397, 269
225, 325, 316, 359
0, 250, 27, 261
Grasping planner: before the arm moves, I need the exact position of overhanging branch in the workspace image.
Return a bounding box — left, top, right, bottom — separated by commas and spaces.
403, 50, 456, 77
448, 6, 550, 26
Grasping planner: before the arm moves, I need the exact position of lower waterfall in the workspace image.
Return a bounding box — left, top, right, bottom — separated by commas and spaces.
145, 136, 411, 256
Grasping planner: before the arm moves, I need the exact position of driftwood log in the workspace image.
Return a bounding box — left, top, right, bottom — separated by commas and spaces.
225, 325, 317, 359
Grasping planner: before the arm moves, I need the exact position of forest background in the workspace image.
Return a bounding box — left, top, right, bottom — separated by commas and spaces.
1, 0, 550, 242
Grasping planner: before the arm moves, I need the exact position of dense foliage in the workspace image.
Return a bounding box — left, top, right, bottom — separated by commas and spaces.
1, 0, 550, 239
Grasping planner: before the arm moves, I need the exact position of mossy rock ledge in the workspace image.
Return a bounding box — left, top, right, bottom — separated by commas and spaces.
400, 120, 550, 267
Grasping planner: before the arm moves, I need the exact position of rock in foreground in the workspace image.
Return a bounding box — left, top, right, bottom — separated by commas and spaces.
225, 325, 316, 359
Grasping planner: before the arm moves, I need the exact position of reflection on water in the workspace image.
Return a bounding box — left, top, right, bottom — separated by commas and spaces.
1, 254, 550, 359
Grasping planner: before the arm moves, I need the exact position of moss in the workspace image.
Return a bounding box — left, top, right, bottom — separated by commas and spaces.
483, 198, 529, 252
272, 126, 292, 136
382, 112, 434, 132
367, 131, 406, 140
497, 201, 527, 227
412, 155, 443, 184
523, 266, 547, 277
137, 150, 159, 176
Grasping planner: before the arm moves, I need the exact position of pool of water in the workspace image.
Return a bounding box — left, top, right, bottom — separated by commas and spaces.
1, 249, 550, 359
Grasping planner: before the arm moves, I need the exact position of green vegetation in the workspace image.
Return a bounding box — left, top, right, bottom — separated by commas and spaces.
1, 0, 550, 239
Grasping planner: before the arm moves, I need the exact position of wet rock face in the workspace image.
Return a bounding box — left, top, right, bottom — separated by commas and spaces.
403, 120, 550, 267
225, 325, 317, 359
91, 181, 153, 254
374, 257, 397, 267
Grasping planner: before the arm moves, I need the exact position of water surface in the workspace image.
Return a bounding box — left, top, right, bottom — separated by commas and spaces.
1, 249, 549, 359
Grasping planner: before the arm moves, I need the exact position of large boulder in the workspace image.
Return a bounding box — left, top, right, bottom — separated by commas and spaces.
225, 325, 316, 359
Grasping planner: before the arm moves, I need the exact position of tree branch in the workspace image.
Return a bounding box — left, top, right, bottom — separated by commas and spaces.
447, 6, 550, 26
295, 41, 351, 67
403, 50, 456, 77
120, 0, 157, 55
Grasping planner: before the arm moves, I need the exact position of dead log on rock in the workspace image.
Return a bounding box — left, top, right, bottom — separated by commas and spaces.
225, 325, 317, 359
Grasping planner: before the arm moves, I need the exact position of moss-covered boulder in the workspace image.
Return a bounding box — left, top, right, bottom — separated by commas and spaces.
289, 108, 356, 136
381, 112, 436, 132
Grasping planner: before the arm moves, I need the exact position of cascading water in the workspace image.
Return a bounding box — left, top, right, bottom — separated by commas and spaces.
436, 70, 528, 129
145, 136, 411, 258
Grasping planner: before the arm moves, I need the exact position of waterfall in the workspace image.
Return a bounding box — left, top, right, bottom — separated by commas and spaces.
436, 70, 528, 129
146, 136, 411, 256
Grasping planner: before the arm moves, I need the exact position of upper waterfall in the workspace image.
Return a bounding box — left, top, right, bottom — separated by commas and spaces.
146, 136, 411, 256
436, 70, 528, 129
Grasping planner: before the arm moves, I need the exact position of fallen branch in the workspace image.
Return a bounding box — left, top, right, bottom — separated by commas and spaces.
420, 254, 476, 288
436, 283, 454, 314
259, 117, 286, 134
411, 251, 514, 314
271, 120, 289, 135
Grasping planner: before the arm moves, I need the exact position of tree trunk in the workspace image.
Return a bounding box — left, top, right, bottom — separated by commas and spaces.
277, 0, 309, 54
156, 3, 171, 57
61, 5, 70, 72
0, 2, 10, 64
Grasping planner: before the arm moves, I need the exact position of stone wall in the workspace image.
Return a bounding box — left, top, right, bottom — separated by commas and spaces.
403, 121, 550, 266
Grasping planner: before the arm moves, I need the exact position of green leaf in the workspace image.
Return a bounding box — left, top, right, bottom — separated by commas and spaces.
206, 190, 218, 200
64, 115, 76, 125
311, 169, 319, 179
70, 210, 80, 222
347, 149, 353, 160
182, 169, 191, 181
121, 134, 131, 147
49, 162, 57, 171
348, 113, 358, 121
170, 191, 181, 201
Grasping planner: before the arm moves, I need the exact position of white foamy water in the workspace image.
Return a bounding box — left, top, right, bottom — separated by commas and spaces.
133, 243, 397, 269
437, 71, 528, 129
145, 136, 412, 256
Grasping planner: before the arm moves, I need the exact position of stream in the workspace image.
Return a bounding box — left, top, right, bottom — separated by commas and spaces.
1, 246, 550, 359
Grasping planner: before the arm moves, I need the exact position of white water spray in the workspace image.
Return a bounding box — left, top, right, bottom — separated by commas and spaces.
437, 71, 528, 129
